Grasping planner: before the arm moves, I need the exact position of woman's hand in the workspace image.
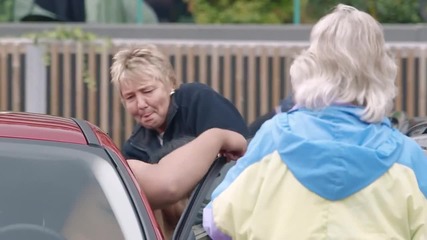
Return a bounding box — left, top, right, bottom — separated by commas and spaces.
215, 129, 247, 161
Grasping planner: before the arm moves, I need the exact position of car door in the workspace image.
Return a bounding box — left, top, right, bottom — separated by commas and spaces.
172, 156, 231, 240
104, 148, 164, 239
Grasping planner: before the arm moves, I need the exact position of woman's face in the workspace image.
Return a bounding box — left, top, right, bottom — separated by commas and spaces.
120, 76, 172, 133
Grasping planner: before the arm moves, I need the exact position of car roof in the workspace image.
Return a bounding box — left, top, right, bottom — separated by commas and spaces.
0, 112, 87, 144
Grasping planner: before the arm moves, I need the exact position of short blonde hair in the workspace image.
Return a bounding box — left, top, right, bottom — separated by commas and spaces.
290, 4, 397, 123
110, 44, 177, 93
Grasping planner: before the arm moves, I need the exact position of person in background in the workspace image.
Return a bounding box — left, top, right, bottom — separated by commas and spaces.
85, 0, 159, 24
247, 95, 294, 137
203, 4, 427, 239
13, 0, 159, 23
110, 44, 248, 238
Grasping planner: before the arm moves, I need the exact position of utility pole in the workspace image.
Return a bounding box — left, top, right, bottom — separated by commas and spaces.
293, 0, 301, 24
136, 0, 144, 24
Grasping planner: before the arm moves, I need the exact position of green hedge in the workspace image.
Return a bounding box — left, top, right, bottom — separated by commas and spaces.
306, 0, 422, 23
0, 0, 13, 22
185, 0, 293, 24
186, 0, 424, 24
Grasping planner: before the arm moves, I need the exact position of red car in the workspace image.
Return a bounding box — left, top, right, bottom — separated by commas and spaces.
0, 112, 218, 240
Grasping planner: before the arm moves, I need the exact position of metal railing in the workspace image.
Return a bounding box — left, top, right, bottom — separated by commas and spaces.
0, 38, 426, 147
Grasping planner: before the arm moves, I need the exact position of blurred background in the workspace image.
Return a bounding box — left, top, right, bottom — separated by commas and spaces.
0, 0, 426, 147
1, 0, 426, 24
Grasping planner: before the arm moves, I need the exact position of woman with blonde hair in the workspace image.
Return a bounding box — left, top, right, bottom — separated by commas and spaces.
203, 4, 427, 239
110, 44, 248, 238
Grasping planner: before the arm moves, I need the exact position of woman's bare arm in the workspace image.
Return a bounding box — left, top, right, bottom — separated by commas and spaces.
127, 128, 247, 209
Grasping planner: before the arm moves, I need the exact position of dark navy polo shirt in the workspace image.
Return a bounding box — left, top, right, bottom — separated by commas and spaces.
122, 82, 249, 163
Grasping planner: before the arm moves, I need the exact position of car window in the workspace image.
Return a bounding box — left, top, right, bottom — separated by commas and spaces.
0, 140, 144, 240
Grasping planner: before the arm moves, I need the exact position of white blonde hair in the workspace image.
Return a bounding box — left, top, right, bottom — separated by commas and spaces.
110, 44, 177, 94
290, 4, 397, 123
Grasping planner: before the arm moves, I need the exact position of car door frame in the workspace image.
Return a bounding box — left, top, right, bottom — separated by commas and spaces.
172, 156, 227, 240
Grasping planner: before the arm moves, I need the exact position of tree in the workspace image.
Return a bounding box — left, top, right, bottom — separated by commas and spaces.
185, 0, 294, 24
186, 0, 424, 24
306, 0, 422, 23
0, 0, 13, 22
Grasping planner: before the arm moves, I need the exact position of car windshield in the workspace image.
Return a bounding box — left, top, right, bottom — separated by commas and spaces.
0, 139, 143, 240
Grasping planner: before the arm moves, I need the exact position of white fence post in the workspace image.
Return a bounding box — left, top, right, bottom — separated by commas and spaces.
25, 44, 47, 114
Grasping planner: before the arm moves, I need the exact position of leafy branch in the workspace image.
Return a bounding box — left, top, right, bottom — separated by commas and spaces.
23, 27, 111, 90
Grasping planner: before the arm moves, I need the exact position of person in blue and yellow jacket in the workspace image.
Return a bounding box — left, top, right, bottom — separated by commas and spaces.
203, 4, 427, 240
